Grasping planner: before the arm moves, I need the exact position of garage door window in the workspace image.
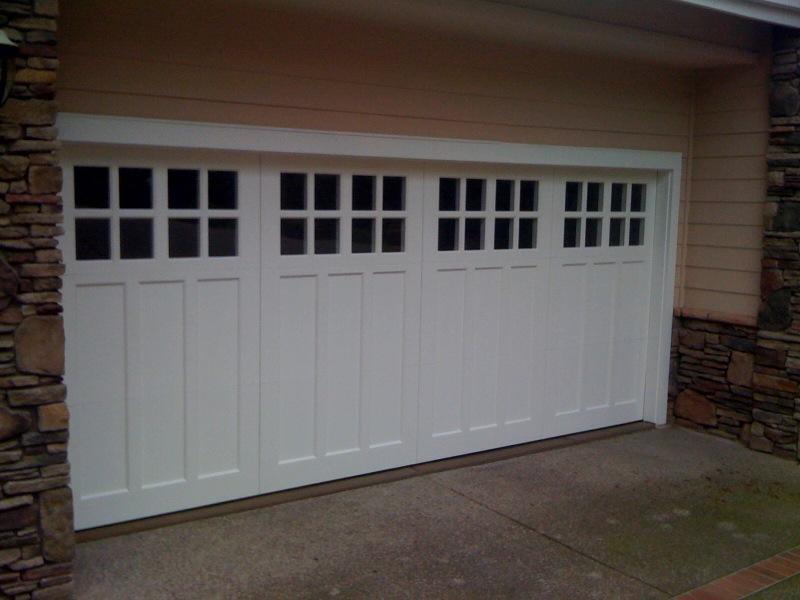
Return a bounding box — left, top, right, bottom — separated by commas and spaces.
72, 165, 239, 261
437, 177, 538, 251
281, 172, 407, 255
563, 180, 646, 248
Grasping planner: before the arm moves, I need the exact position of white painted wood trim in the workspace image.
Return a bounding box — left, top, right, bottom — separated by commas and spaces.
58, 114, 684, 173
676, 0, 800, 27
59, 112, 682, 426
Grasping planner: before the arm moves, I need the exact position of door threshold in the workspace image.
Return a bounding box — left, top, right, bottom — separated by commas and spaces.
77, 421, 652, 543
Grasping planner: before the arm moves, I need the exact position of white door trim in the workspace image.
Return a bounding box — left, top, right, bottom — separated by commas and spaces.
59, 113, 681, 426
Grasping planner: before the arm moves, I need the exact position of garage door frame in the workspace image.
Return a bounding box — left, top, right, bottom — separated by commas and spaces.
59, 113, 682, 527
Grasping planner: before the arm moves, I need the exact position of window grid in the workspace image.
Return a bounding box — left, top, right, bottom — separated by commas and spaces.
436, 177, 539, 252
279, 173, 408, 256
72, 165, 241, 261
562, 180, 647, 249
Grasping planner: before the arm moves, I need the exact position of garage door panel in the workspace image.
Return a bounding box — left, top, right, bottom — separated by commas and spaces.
324, 273, 363, 456
139, 281, 185, 488
71, 282, 128, 500
367, 271, 407, 448
276, 274, 318, 464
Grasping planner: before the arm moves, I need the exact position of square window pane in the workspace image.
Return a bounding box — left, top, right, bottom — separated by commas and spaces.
281, 218, 306, 255
382, 218, 404, 253
495, 180, 514, 211
75, 218, 110, 260
466, 179, 485, 211
585, 218, 602, 247
494, 218, 513, 249
168, 218, 200, 258
629, 218, 645, 246
352, 175, 375, 211
315, 174, 339, 210
281, 173, 306, 210
565, 182, 582, 212
74, 166, 110, 209
610, 218, 625, 247
209, 171, 237, 210
520, 180, 538, 212
631, 184, 646, 212
168, 169, 199, 210
209, 218, 237, 257
587, 182, 603, 212
119, 168, 152, 209
120, 218, 153, 259
352, 218, 375, 253
519, 218, 537, 249
464, 218, 484, 250
315, 218, 339, 254
564, 218, 581, 248
611, 183, 627, 212
383, 176, 405, 211
438, 218, 458, 251
439, 178, 459, 211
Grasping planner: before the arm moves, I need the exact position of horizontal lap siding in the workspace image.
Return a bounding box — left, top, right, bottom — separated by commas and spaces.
684, 60, 769, 320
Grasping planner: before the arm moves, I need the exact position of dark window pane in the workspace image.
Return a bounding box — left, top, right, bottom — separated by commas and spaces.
75, 218, 110, 260
438, 218, 458, 251
585, 218, 602, 247
495, 180, 513, 211
465, 218, 484, 250
494, 218, 513, 249
610, 218, 625, 247
631, 184, 646, 212
168, 169, 199, 209
629, 218, 645, 246
281, 218, 306, 255
587, 182, 603, 212
119, 168, 152, 209
383, 176, 405, 211
209, 218, 237, 257
352, 175, 375, 211
611, 183, 626, 212
352, 218, 374, 253
315, 218, 339, 254
439, 178, 459, 211
382, 218, 404, 253
315, 174, 339, 210
519, 218, 536, 249
565, 182, 582, 212
466, 179, 485, 211
281, 173, 306, 210
120, 218, 153, 259
74, 166, 110, 209
168, 218, 200, 258
209, 171, 237, 210
564, 218, 580, 248
520, 180, 538, 212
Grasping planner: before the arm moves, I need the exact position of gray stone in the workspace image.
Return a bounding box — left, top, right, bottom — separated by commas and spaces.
758, 288, 792, 331
15, 316, 64, 375
771, 81, 800, 117
0, 407, 30, 442
40, 487, 73, 563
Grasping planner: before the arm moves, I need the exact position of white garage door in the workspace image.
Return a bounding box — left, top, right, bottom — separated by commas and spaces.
64, 148, 657, 529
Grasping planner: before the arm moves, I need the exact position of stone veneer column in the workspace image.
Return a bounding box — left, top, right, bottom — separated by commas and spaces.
759, 26, 800, 461
0, 1, 73, 599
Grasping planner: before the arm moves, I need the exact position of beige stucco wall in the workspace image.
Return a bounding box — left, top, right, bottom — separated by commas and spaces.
58, 0, 769, 321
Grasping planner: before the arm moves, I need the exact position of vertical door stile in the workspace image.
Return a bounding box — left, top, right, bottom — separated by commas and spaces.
124, 276, 143, 494
183, 276, 200, 484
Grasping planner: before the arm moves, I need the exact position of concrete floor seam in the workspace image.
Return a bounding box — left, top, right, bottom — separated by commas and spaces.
430, 477, 673, 597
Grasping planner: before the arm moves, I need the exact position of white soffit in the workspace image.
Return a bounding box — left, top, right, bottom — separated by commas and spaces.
675, 0, 800, 28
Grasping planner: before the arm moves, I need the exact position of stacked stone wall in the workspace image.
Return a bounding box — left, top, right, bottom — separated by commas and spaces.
0, 1, 72, 598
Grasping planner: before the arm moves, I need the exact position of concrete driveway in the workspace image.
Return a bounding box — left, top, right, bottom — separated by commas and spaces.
75, 427, 800, 599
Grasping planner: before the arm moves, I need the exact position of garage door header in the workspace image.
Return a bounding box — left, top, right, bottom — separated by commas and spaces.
58, 113, 683, 173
